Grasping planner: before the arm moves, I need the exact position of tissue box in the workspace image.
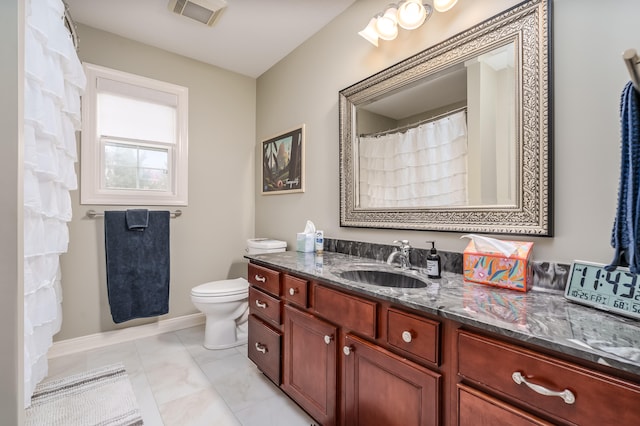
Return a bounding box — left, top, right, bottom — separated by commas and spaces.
296, 233, 315, 252
463, 239, 534, 292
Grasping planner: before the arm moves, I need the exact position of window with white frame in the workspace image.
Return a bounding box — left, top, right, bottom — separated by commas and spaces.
81, 63, 188, 205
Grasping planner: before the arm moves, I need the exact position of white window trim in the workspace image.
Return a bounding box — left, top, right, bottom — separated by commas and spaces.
80, 63, 188, 206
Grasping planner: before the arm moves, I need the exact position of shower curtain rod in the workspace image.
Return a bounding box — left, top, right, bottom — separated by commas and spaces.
624, 48, 640, 92
359, 106, 467, 138
86, 209, 183, 219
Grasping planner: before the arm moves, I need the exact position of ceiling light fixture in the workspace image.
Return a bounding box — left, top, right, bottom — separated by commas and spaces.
433, 0, 459, 13
358, 1, 453, 47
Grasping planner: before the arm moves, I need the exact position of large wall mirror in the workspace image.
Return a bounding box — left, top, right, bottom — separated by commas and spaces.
339, 0, 551, 235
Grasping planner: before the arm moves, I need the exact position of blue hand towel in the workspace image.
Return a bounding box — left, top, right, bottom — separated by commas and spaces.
608, 81, 640, 273
104, 210, 170, 323
126, 209, 149, 231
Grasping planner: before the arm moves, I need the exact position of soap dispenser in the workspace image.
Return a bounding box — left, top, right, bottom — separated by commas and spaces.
426, 241, 441, 278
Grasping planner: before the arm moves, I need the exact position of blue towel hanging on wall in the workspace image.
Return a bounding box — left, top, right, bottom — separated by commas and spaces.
104, 210, 170, 323
608, 81, 640, 273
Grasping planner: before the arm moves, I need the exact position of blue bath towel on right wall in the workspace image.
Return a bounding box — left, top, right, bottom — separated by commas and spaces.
104, 210, 170, 323
608, 81, 640, 273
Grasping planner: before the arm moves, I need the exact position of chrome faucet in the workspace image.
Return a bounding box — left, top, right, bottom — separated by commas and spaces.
387, 240, 412, 270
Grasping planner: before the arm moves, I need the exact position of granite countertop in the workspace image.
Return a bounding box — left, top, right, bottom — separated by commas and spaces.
246, 250, 640, 378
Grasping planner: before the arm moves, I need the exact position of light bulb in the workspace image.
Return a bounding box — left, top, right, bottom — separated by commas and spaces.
375, 5, 399, 40
433, 0, 458, 13
397, 1, 431, 30
358, 17, 379, 47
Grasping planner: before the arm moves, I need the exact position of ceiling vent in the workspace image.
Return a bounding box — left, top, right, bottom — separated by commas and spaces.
169, 0, 227, 26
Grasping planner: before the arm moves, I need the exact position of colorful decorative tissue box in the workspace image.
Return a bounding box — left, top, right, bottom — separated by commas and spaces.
463, 239, 534, 292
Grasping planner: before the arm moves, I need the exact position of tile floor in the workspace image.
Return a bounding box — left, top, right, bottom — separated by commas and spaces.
47, 325, 317, 426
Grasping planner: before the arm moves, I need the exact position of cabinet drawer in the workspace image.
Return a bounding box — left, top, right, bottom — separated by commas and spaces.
249, 286, 281, 327
248, 315, 282, 385
458, 330, 640, 425
314, 285, 377, 338
248, 263, 280, 296
458, 385, 553, 426
282, 274, 308, 308
387, 308, 440, 365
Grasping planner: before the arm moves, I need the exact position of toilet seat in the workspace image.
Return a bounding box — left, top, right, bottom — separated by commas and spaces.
191, 278, 248, 297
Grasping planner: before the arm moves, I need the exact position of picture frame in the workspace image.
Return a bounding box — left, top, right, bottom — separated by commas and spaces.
261, 124, 305, 195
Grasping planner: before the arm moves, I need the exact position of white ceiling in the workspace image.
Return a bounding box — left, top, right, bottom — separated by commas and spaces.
64, 0, 356, 78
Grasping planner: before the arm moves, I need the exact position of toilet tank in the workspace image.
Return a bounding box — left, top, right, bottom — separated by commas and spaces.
247, 238, 287, 255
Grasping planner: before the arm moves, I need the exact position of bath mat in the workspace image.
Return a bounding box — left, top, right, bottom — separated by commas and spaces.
25, 363, 144, 426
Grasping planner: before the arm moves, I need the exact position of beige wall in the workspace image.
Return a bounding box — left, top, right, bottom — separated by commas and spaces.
1, 0, 24, 422
56, 25, 257, 340
256, 0, 640, 266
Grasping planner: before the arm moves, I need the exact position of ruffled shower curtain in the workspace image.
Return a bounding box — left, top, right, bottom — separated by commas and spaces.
23, 0, 85, 407
358, 110, 468, 208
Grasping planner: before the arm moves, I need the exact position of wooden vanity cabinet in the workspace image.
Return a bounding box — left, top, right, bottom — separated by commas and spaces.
282, 304, 337, 426
343, 333, 441, 426
247, 263, 283, 385
247, 261, 640, 426
457, 329, 640, 425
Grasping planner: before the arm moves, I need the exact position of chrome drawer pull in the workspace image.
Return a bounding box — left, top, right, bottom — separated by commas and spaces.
255, 342, 267, 354
512, 372, 575, 404
324, 335, 333, 345
402, 330, 413, 343
254, 274, 266, 282
255, 300, 267, 309
289, 287, 298, 296
343, 346, 353, 356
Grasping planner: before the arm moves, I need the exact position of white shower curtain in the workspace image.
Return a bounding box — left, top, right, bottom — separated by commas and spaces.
358, 110, 468, 208
23, 0, 85, 407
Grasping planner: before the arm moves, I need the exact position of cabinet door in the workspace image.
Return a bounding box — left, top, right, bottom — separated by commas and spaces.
458, 385, 553, 426
343, 334, 441, 426
283, 304, 337, 426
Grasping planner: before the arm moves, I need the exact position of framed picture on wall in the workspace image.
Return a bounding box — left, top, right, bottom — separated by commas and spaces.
261, 124, 305, 195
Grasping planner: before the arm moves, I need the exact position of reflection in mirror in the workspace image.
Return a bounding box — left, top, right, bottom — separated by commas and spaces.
339, 0, 551, 235
356, 43, 516, 209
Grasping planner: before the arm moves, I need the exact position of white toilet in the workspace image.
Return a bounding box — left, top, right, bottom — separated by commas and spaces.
191, 238, 286, 349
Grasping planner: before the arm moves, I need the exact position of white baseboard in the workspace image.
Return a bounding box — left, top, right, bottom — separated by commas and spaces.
48, 313, 205, 359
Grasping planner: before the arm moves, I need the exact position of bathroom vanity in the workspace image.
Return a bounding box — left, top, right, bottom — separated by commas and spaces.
246, 251, 640, 426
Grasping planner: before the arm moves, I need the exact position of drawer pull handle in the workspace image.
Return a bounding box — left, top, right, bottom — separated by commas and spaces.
402, 330, 413, 343
255, 300, 267, 309
343, 345, 354, 356
289, 288, 298, 296
255, 342, 267, 354
512, 372, 575, 404
324, 335, 334, 345
255, 275, 266, 283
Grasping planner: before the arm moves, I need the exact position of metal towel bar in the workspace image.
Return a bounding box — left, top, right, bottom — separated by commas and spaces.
624, 48, 640, 92
86, 209, 182, 219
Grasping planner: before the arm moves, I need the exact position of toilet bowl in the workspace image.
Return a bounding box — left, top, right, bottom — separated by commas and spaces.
192, 238, 286, 350
191, 278, 250, 349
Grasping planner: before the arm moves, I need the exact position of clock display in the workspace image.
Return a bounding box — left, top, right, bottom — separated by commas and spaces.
565, 261, 640, 320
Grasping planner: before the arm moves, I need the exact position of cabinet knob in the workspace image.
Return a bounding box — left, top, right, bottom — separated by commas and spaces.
401, 330, 413, 343
255, 274, 266, 283
255, 342, 267, 354
289, 287, 298, 296
512, 371, 575, 404
343, 345, 354, 356
324, 335, 334, 345
255, 300, 267, 309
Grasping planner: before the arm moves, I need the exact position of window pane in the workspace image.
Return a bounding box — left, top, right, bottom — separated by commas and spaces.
103, 141, 169, 191
98, 92, 176, 143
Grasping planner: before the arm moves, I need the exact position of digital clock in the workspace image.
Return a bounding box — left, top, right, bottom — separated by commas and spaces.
564, 260, 640, 320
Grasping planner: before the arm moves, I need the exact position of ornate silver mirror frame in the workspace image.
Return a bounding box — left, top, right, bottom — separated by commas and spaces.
339, 0, 551, 235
